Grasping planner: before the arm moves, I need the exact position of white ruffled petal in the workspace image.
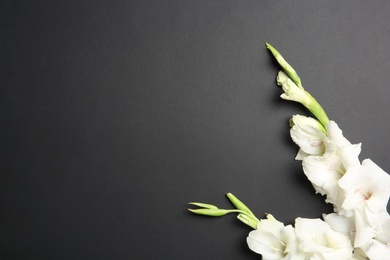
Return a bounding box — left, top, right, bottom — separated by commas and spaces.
326, 121, 351, 147
247, 230, 286, 259
362, 239, 390, 260
295, 218, 353, 260
290, 124, 326, 156
323, 213, 355, 237
302, 154, 343, 196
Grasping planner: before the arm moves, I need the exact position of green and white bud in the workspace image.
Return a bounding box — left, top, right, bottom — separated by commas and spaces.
227, 192, 255, 216
265, 42, 302, 89
267, 43, 330, 128
277, 71, 310, 106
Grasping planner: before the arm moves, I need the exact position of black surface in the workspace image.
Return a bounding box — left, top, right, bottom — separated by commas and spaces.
2, 1, 390, 259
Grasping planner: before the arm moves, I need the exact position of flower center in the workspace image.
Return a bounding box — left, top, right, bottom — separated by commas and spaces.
357, 188, 372, 200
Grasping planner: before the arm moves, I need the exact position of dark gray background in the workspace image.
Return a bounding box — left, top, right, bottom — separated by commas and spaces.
2, 1, 390, 259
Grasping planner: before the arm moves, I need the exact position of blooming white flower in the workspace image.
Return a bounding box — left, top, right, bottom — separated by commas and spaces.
354, 209, 390, 249
338, 159, 390, 214
297, 121, 361, 216
247, 214, 305, 260
290, 115, 327, 160
295, 217, 353, 260
303, 154, 344, 197
337, 158, 390, 255
190, 43, 390, 260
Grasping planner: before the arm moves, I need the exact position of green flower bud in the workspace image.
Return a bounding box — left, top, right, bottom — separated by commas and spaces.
266, 43, 330, 128
188, 208, 230, 217
265, 42, 302, 89
226, 193, 254, 216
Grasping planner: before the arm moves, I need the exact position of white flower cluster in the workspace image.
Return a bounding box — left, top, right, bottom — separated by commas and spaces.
189, 43, 390, 260
246, 44, 390, 259
247, 115, 390, 259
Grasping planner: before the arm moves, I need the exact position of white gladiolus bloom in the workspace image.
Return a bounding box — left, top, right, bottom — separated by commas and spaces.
338, 158, 390, 255
338, 159, 390, 214
303, 154, 344, 200
191, 45, 390, 260
302, 145, 361, 216
247, 214, 305, 260
298, 121, 361, 216
359, 215, 390, 259
354, 209, 390, 249
295, 218, 353, 260
290, 115, 327, 160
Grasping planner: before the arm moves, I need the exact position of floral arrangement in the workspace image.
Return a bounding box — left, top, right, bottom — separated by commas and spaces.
188, 43, 390, 260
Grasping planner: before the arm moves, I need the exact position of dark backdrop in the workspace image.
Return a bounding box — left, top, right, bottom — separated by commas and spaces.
2, 1, 390, 259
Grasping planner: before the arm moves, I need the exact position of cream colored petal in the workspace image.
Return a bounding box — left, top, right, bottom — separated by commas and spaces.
291, 124, 326, 156
247, 230, 286, 259
362, 239, 390, 260
302, 155, 342, 196
326, 121, 351, 147
277, 71, 310, 106
323, 213, 355, 236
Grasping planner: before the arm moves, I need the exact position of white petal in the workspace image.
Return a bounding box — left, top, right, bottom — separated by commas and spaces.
374, 214, 390, 244
247, 230, 285, 259
326, 121, 351, 147
323, 213, 355, 236
295, 149, 310, 160
257, 218, 284, 234
295, 218, 353, 259
354, 208, 390, 248
302, 155, 342, 196
290, 115, 324, 130
338, 143, 361, 170
295, 218, 330, 250
339, 159, 390, 213
362, 239, 390, 260
282, 225, 300, 253
290, 124, 326, 156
